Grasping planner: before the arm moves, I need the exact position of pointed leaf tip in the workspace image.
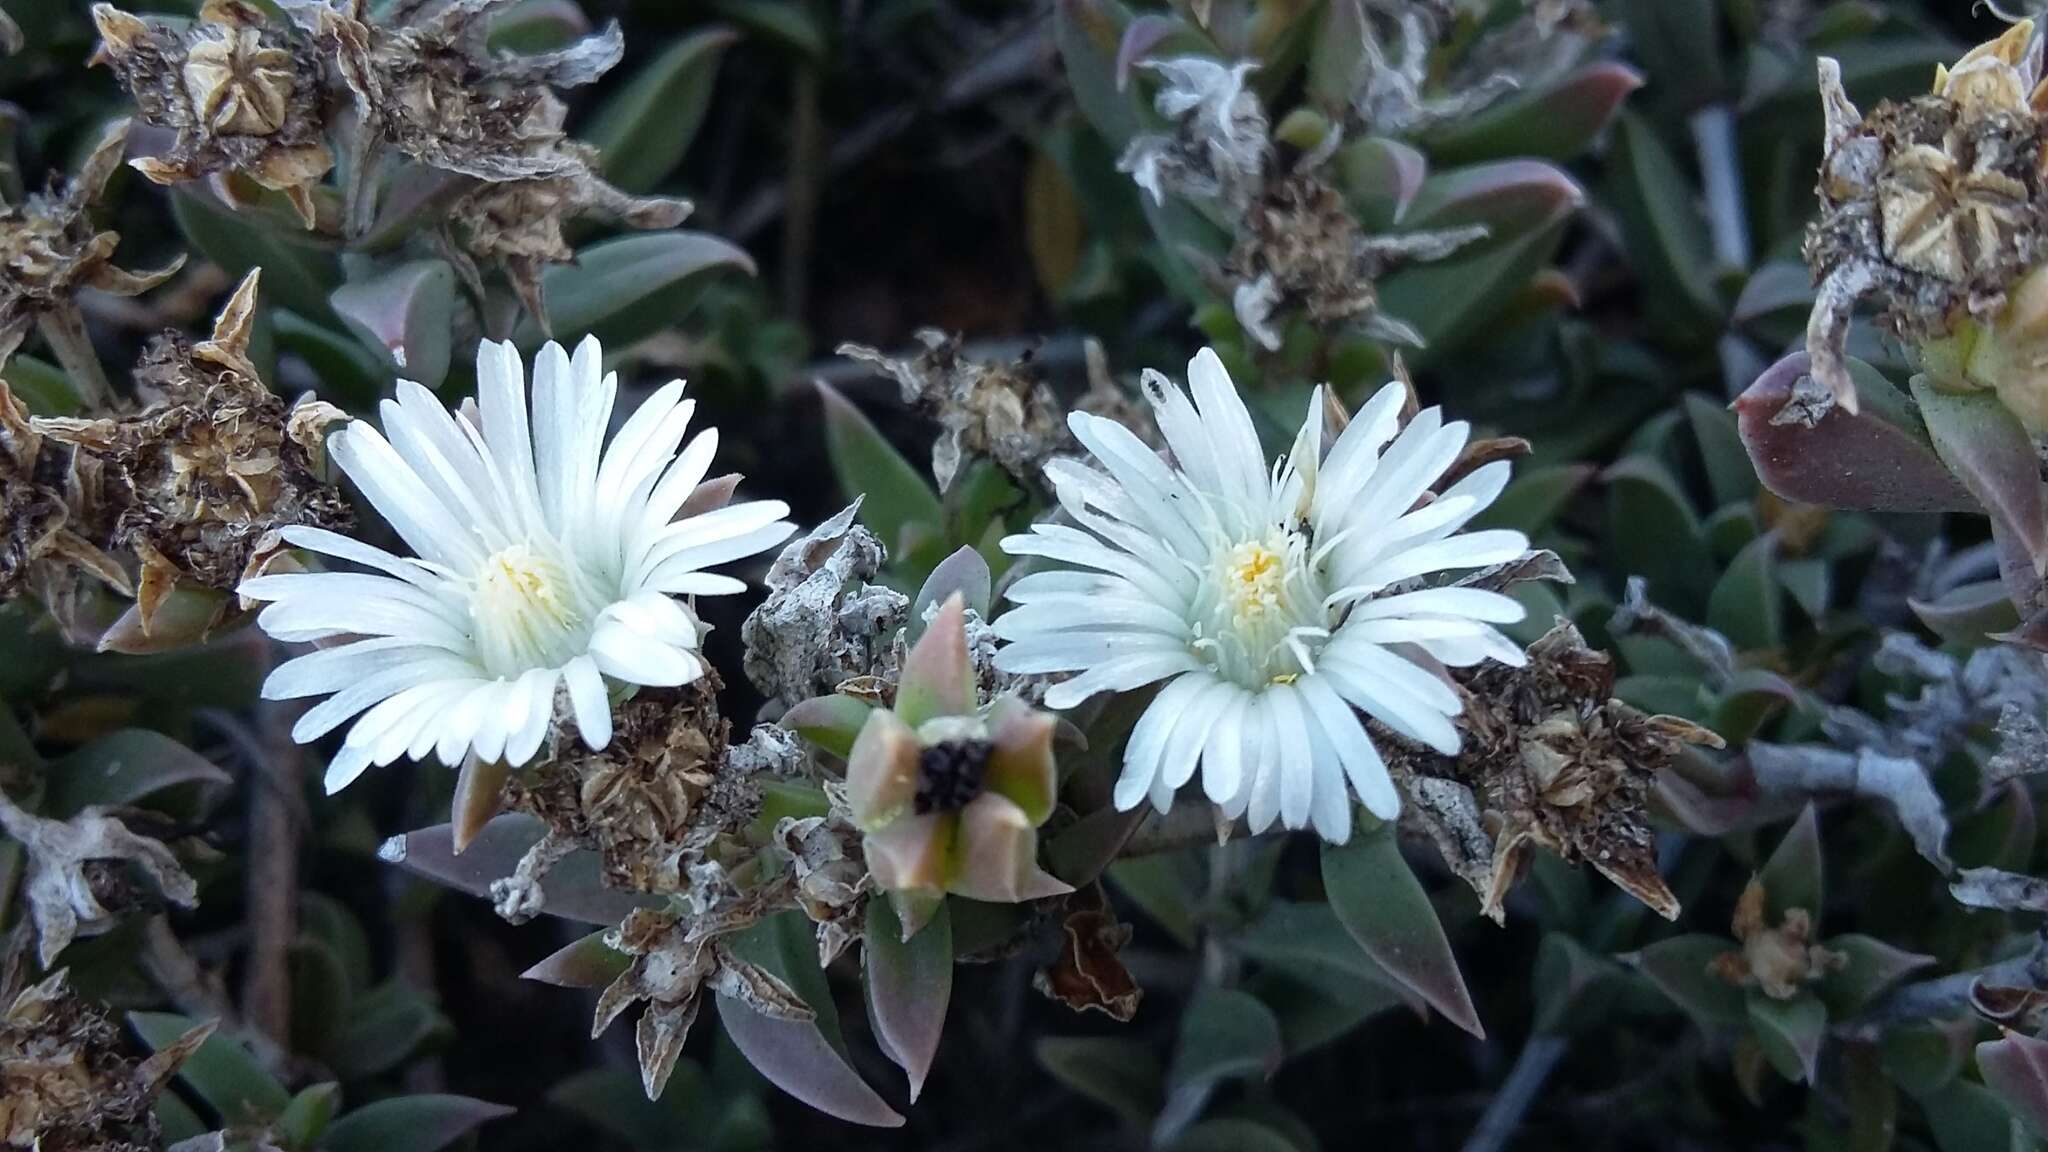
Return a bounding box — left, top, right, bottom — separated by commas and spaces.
1321, 829, 1484, 1038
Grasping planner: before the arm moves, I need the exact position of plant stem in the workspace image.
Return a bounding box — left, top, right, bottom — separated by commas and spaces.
781, 64, 823, 325
1461, 1033, 1570, 1152
1689, 104, 1751, 272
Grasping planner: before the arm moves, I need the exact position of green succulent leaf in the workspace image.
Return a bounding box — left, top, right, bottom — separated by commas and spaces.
585, 27, 739, 193
130, 1011, 291, 1125
319, 1095, 515, 1152
1169, 988, 1285, 1090
817, 381, 943, 562
1746, 991, 1826, 1084
1321, 825, 1483, 1038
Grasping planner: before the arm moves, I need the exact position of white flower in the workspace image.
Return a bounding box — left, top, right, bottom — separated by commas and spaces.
993, 349, 1529, 843
241, 337, 795, 793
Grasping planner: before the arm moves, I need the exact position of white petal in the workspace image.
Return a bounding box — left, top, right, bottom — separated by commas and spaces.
324, 745, 374, 794
263, 637, 462, 700
1319, 650, 1462, 755
1200, 691, 1249, 804
504, 668, 559, 767
292, 658, 477, 743
564, 655, 612, 749
1040, 651, 1202, 709
1186, 348, 1267, 516
1163, 677, 1235, 791
1269, 684, 1314, 829
589, 622, 702, 687
1114, 674, 1209, 811
1299, 673, 1398, 820
272, 526, 444, 590
328, 423, 486, 570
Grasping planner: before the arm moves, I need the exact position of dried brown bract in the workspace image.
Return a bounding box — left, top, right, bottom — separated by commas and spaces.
0, 967, 213, 1152
839, 332, 1069, 493
742, 502, 910, 709
0, 119, 184, 403
446, 161, 690, 335
1401, 620, 1718, 923
91, 1, 334, 228
506, 675, 738, 896
1228, 171, 1486, 351
0, 381, 130, 625
1802, 25, 2048, 416
281, 0, 684, 318
1710, 877, 1846, 999
35, 271, 351, 633
591, 898, 813, 1100
1033, 883, 1141, 1022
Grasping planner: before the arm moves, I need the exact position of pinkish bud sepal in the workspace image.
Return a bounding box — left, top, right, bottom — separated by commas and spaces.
843, 593, 1070, 940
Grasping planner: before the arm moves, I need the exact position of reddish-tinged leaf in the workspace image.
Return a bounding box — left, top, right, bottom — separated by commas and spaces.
1402, 159, 1587, 234
1978, 1031, 2048, 1139
330, 260, 458, 389
377, 815, 659, 926
864, 899, 952, 1101
1914, 377, 2048, 581
716, 994, 905, 1128
521, 930, 630, 989
1735, 353, 1976, 513
1336, 137, 1430, 225
1426, 62, 1643, 165
1113, 14, 1209, 90
1320, 827, 1483, 1038
895, 594, 972, 726
450, 755, 510, 856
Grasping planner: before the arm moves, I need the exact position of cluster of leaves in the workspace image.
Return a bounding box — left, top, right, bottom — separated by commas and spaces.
9, 0, 2048, 1151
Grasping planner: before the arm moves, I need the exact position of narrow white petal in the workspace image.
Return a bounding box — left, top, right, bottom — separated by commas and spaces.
504, 668, 559, 767
1040, 651, 1202, 709
1299, 674, 1398, 821
564, 655, 612, 749
1269, 684, 1314, 830
1114, 674, 1207, 811
1200, 692, 1249, 804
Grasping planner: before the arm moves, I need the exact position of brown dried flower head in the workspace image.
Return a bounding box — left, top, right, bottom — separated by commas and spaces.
0, 119, 184, 392
32, 271, 351, 641
0, 381, 130, 623
0, 966, 213, 1152
839, 331, 1069, 493
1709, 877, 1846, 1000
1227, 171, 1485, 352
506, 674, 739, 895
1406, 620, 1719, 923
282, 0, 686, 321
1802, 22, 2048, 417
92, 1, 334, 227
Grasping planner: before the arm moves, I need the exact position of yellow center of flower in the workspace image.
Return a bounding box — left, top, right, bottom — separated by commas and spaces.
1195, 529, 1332, 688
471, 543, 591, 677
1224, 541, 1286, 627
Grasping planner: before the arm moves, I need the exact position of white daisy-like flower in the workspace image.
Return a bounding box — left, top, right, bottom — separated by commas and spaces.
993, 349, 1530, 843
241, 337, 795, 793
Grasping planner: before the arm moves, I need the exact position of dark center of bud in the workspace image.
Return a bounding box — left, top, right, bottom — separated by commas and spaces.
914, 738, 991, 815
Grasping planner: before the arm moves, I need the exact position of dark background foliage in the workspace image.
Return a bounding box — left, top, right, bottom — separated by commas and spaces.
7, 0, 2048, 1150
